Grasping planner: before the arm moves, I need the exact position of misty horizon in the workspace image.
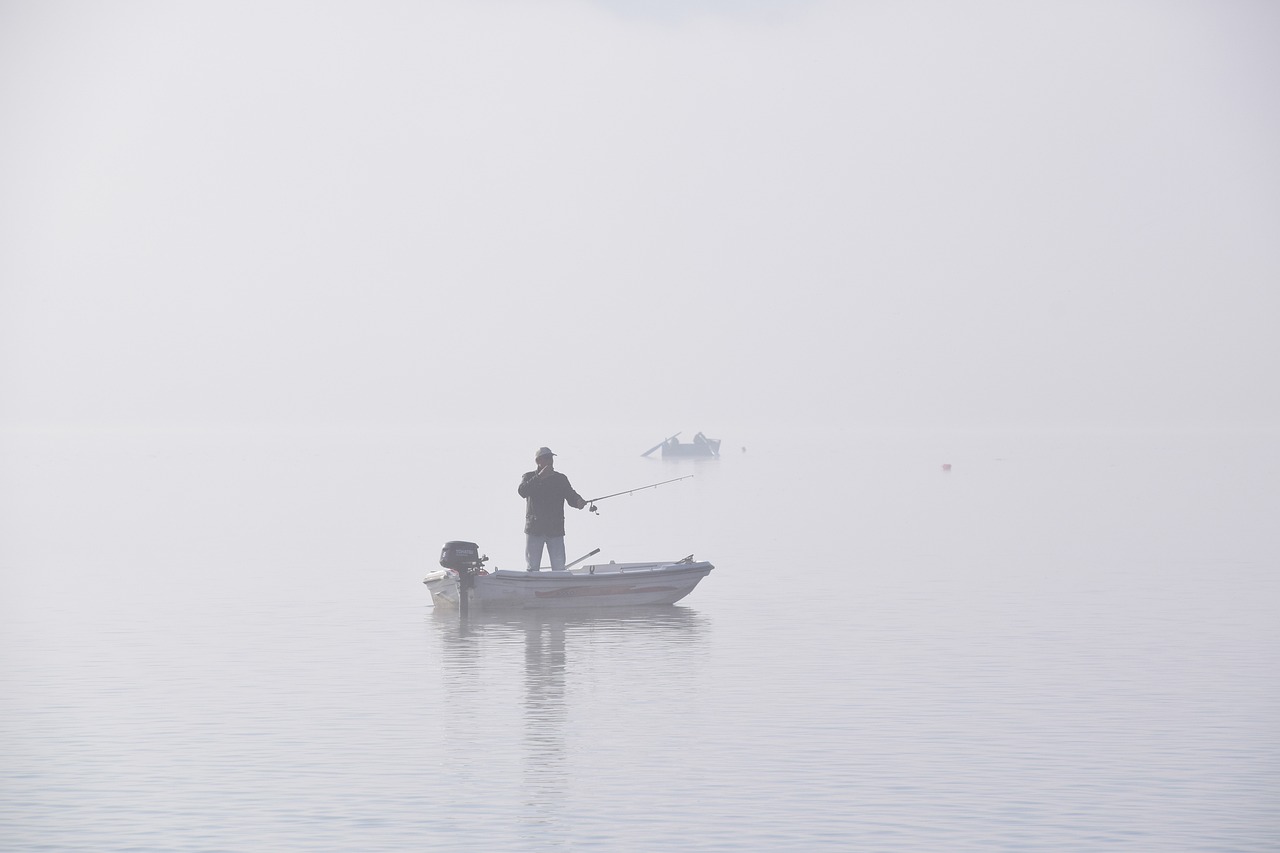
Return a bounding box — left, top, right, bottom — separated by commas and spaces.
3, 1, 1277, 435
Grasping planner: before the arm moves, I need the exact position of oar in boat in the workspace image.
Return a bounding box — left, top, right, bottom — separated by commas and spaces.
566, 548, 601, 569
641, 432, 681, 457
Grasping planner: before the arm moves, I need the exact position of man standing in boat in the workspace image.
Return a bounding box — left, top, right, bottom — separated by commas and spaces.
518, 446, 588, 572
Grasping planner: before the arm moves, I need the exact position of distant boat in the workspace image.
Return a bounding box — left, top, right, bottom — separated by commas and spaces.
424, 542, 714, 610
641, 431, 721, 458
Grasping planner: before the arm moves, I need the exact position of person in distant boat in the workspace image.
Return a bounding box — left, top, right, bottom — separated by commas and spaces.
518, 446, 588, 572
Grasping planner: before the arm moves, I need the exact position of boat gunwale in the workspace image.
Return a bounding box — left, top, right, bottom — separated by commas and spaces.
424, 562, 713, 586
489, 562, 712, 581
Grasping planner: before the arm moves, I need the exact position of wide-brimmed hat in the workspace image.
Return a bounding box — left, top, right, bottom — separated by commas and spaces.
535, 446, 556, 459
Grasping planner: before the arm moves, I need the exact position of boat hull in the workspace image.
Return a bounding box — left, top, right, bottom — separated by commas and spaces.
661, 440, 720, 458
423, 560, 714, 610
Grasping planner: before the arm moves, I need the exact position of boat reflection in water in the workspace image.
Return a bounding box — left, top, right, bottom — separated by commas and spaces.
430, 606, 710, 815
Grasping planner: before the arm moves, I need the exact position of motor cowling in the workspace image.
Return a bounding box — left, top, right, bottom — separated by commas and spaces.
440, 540, 483, 571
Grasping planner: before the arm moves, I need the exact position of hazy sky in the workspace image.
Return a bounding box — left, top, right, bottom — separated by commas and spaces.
2, 0, 1277, 434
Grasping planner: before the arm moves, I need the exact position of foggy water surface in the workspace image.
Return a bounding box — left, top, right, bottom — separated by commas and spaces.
1, 427, 1277, 850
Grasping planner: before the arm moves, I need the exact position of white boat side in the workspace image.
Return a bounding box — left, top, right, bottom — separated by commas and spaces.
423, 559, 714, 610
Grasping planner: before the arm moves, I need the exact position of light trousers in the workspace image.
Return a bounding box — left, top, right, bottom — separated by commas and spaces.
525, 534, 567, 571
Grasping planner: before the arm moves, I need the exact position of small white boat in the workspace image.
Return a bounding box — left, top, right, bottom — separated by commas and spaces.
423, 556, 714, 610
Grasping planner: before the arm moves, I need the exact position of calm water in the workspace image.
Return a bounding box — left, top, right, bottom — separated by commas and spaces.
2, 425, 1277, 851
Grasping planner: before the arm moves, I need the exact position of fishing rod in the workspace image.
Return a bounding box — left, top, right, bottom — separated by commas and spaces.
586, 476, 692, 514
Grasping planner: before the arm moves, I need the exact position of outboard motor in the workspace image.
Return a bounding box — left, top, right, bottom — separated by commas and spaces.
440, 540, 484, 571
439, 541, 487, 615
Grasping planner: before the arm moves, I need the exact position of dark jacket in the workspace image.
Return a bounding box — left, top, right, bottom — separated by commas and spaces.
518, 469, 586, 536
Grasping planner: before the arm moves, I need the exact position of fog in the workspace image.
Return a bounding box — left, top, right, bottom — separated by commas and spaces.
2, 0, 1278, 435
4, 9, 1280, 847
